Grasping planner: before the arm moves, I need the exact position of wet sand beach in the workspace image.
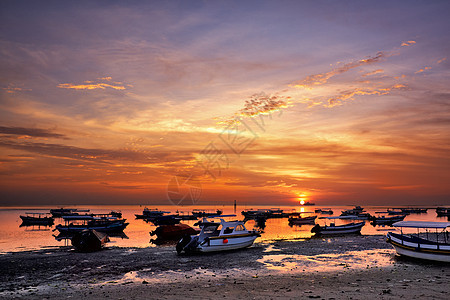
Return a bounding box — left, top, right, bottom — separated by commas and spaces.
1, 235, 449, 299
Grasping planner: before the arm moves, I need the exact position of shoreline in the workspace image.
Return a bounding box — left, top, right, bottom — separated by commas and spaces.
1, 235, 449, 299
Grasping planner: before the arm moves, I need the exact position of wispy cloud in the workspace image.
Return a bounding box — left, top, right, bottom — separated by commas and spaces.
57, 77, 129, 90
401, 40, 416, 47
415, 66, 432, 74
362, 69, 384, 77
437, 58, 447, 64
290, 52, 386, 88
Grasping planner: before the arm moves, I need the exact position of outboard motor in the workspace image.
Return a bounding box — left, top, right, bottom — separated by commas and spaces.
176, 234, 191, 254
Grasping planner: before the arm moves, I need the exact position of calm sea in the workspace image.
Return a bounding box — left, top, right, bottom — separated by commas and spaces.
0, 204, 448, 254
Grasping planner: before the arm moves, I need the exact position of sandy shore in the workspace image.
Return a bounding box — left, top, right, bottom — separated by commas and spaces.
1, 235, 449, 299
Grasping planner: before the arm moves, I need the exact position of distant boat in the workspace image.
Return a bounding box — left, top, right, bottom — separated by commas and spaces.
242, 208, 290, 219
311, 221, 365, 235
176, 216, 260, 254
288, 215, 317, 225
20, 213, 54, 226
192, 209, 223, 218
340, 206, 364, 216
135, 208, 170, 220
50, 208, 90, 218
387, 221, 450, 262
71, 229, 110, 252
302, 201, 315, 206
369, 215, 406, 226
436, 207, 450, 217
315, 208, 333, 215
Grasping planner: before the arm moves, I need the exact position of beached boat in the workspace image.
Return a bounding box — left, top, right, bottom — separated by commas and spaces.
387, 221, 450, 262
176, 216, 260, 254
71, 229, 110, 252
20, 213, 54, 226
150, 224, 199, 245
311, 221, 365, 235
55, 215, 128, 234
369, 215, 406, 226
288, 215, 317, 225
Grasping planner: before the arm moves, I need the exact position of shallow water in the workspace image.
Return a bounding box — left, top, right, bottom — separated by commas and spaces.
0, 204, 447, 253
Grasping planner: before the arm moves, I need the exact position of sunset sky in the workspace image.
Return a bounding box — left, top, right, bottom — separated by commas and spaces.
1, 1, 449, 206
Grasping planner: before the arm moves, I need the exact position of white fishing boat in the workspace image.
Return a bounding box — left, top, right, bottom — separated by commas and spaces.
311, 220, 365, 235
176, 216, 260, 254
387, 221, 450, 262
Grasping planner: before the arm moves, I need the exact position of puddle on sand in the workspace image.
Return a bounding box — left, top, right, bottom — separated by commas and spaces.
257, 249, 396, 273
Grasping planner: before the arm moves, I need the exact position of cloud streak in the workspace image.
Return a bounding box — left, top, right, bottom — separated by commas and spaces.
0, 126, 68, 139
291, 52, 386, 88
57, 77, 129, 90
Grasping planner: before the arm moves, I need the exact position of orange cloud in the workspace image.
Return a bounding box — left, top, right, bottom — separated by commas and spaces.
437, 58, 446, 64
325, 84, 405, 107
414, 66, 431, 74
362, 69, 384, 77
291, 52, 386, 88
58, 77, 127, 90
401, 40, 416, 47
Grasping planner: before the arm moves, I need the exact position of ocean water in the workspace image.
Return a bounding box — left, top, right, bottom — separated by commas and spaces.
0, 204, 448, 254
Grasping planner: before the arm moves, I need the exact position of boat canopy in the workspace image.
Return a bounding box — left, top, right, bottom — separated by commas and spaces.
392, 221, 450, 229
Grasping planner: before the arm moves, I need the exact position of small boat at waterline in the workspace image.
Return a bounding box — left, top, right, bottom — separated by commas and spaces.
369, 214, 406, 226
288, 215, 317, 225
311, 221, 365, 235
71, 229, 110, 252
176, 216, 260, 254
387, 221, 450, 263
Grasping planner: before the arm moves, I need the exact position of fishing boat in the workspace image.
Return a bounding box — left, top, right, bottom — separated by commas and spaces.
311, 220, 365, 235
176, 216, 260, 254
317, 208, 333, 215
71, 229, 110, 252
369, 214, 406, 226
387, 221, 450, 262
288, 215, 317, 225
55, 215, 128, 234
20, 213, 54, 226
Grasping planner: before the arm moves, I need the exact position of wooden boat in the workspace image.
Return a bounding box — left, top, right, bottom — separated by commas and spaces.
311, 221, 365, 235
71, 229, 110, 252
20, 213, 54, 226
55, 215, 128, 233
148, 215, 181, 226
387, 221, 450, 262
242, 208, 290, 219
176, 216, 260, 254
369, 214, 406, 226
288, 215, 317, 225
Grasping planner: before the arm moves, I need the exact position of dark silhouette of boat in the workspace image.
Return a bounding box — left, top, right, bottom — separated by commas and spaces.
20, 213, 54, 226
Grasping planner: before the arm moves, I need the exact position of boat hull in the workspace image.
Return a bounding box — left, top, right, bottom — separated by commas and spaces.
387, 232, 450, 263
312, 222, 365, 235
198, 234, 258, 252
